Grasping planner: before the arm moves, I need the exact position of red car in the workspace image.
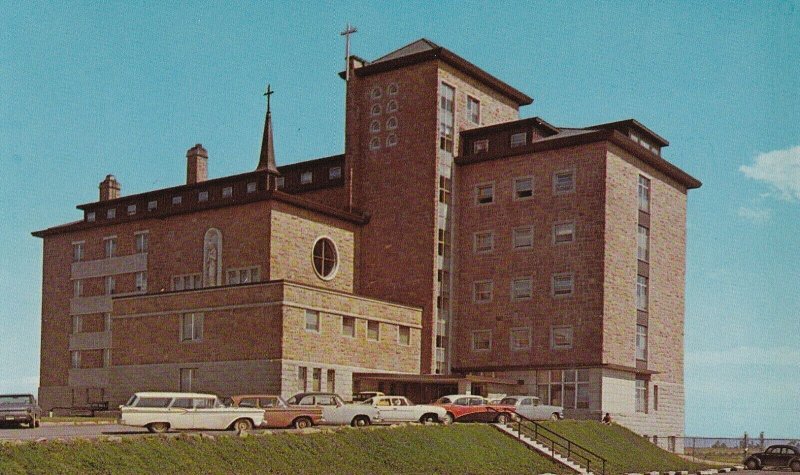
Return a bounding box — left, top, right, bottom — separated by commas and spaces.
433, 394, 515, 424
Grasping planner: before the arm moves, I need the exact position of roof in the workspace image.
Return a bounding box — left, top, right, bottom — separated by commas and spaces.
352, 372, 521, 386
349, 39, 533, 106
133, 392, 217, 398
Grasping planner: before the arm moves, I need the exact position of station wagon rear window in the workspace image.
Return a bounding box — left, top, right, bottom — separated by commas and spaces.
171, 398, 193, 409
135, 397, 172, 408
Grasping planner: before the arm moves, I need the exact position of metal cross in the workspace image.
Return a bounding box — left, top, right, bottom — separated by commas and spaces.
264, 84, 274, 114
340, 23, 357, 81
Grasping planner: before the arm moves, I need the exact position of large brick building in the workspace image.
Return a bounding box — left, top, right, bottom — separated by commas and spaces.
34, 38, 700, 444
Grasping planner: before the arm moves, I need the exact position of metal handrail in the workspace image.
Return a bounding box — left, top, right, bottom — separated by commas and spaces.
509, 413, 607, 475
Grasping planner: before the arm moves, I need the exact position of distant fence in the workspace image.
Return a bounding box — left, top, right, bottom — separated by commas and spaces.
648, 435, 800, 463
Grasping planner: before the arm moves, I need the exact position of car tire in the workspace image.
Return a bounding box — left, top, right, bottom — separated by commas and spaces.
550, 413, 560, 421
789, 460, 800, 472
442, 413, 454, 425
419, 413, 438, 424
34, 417, 40, 428
293, 417, 313, 429
147, 422, 170, 434
744, 458, 760, 470
351, 416, 370, 427
233, 418, 253, 432
496, 413, 510, 424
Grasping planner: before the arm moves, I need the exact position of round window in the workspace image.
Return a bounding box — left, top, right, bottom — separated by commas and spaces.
312, 237, 338, 280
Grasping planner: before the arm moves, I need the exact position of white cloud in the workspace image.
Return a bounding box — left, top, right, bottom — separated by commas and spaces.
736, 206, 772, 224
740, 145, 800, 201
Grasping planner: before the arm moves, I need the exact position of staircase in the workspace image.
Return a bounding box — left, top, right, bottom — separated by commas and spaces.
493, 417, 607, 475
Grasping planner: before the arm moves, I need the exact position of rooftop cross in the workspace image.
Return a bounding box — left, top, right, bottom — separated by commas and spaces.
264, 84, 274, 115
340, 23, 357, 81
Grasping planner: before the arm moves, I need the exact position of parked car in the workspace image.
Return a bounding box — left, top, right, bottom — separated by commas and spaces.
230, 394, 323, 429
120, 392, 264, 433
360, 396, 447, 423
744, 445, 800, 471
432, 394, 515, 424
286, 392, 381, 427
499, 395, 564, 421
352, 391, 384, 402
0, 394, 41, 428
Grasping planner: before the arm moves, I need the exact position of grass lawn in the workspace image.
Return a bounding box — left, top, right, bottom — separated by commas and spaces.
538, 420, 712, 474
0, 424, 567, 475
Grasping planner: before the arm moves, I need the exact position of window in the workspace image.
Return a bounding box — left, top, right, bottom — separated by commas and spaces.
312, 238, 338, 279
172, 195, 182, 205
275, 177, 285, 189
72, 242, 84, 262
73, 280, 82, 298
553, 222, 576, 244
552, 273, 574, 297
312, 368, 322, 392
512, 277, 533, 300
636, 275, 649, 310
398, 326, 411, 345
198, 191, 208, 202
135, 272, 147, 292
247, 182, 257, 193
510, 132, 527, 148
172, 273, 202, 291
135, 232, 148, 253
386, 134, 398, 147
637, 225, 649, 262
107, 208, 116, 219
127, 204, 136, 216
226, 267, 260, 285
222, 186, 232, 198
329, 167, 342, 180
104, 237, 116, 258
473, 139, 489, 154
72, 315, 82, 334
105, 276, 115, 295
180, 368, 196, 392
305, 310, 320, 332
181, 313, 203, 342
513, 177, 533, 200
476, 183, 494, 204
437, 228, 448, 256
638, 175, 651, 212
472, 330, 491, 351
148, 200, 157, 211
439, 83, 455, 153
370, 120, 380, 133
553, 170, 576, 194
473, 280, 493, 303
300, 171, 313, 184
636, 324, 648, 360
298, 367, 308, 392
439, 176, 451, 204
86, 211, 96, 222
510, 327, 531, 351
466, 96, 480, 124
635, 378, 648, 413
513, 226, 534, 249
370, 86, 382, 99
386, 117, 398, 130
653, 385, 659, 411
367, 321, 380, 341
538, 369, 589, 409
371, 104, 382, 116
103, 349, 111, 368
387, 83, 399, 95
386, 100, 398, 112
342, 316, 356, 338
550, 326, 574, 350
474, 231, 494, 253
71, 351, 80, 369
369, 137, 381, 150
327, 369, 336, 392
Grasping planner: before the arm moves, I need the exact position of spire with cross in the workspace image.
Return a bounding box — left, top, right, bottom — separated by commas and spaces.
340, 23, 357, 81
257, 83, 279, 174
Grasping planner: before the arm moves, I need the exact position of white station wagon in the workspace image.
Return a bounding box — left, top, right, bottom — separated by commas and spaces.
120, 392, 264, 433
361, 396, 448, 424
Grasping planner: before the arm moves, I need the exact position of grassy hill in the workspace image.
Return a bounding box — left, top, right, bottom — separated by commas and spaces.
538, 420, 711, 473
0, 425, 566, 475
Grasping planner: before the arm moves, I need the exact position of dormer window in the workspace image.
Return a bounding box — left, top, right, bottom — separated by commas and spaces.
172, 195, 182, 206
107, 208, 116, 219
127, 204, 136, 216
510, 132, 527, 148
300, 171, 313, 185
275, 177, 285, 189
147, 200, 157, 211
222, 186, 233, 198
198, 191, 209, 202
86, 211, 96, 222
329, 167, 342, 180
247, 182, 257, 193
473, 139, 489, 154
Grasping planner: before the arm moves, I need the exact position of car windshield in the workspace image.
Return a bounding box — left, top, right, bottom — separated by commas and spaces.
361, 398, 374, 405
0, 396, 32, 405
434, 397, 452, 404
499, 397, 518, 405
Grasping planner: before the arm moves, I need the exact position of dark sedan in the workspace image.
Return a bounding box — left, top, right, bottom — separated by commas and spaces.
744, 444, 800, 471
0, 394, 41, 428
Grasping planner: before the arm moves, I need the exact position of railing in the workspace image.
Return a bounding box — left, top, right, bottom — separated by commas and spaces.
510, 414, 607, 475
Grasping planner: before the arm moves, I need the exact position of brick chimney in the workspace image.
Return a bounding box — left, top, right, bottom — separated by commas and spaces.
99, 175, 121, 201
186, 144, 208, 184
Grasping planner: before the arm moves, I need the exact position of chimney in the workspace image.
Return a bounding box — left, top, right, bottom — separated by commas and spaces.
186, 144, 208, 184
99, 175, 121, 201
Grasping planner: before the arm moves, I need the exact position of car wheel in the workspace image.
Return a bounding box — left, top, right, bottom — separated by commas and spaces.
789, 460, 800, 472
34, 417, 40, 428
293, 417, 312, 429
442, 413, 454, 425
496, 413, 510, 424
351, 416, 370, 427
550, 413, 560, 421
419, 413, 438, 424
147, 422, 170, 434
744, 458, 760, 470
233, 418, 253, 432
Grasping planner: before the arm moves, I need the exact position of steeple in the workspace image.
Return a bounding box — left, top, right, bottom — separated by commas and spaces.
257, 84, 279, 174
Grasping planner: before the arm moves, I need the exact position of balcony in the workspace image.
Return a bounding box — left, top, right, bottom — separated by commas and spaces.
71, 253, 147, 280
69, 331, 111, 351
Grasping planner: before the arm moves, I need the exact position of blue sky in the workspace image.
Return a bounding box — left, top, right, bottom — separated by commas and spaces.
1, 2, 798, 436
